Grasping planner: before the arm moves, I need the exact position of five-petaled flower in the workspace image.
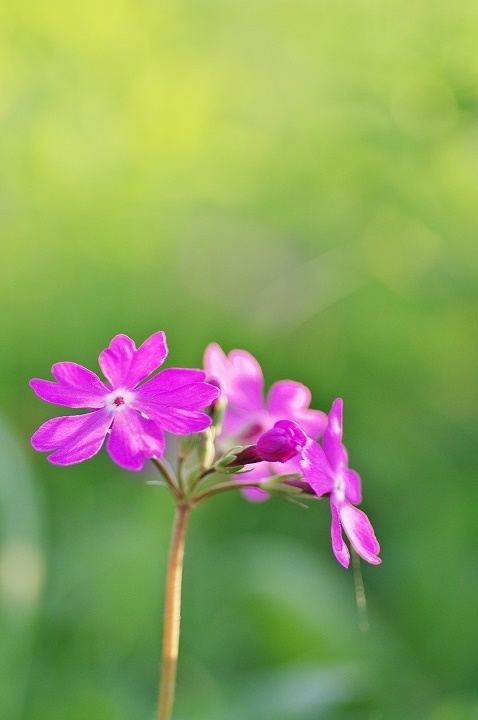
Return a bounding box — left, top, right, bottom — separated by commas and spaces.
254, 399, 381, 568
204, 342, 326, 500
30, 332, 219, 471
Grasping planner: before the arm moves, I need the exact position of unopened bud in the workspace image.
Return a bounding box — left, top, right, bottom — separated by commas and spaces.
256, 424, 300, 462
198, 428, 216, 469
211, 395, 228, 435
215, 447, 244, 470
226, 445, 262, 467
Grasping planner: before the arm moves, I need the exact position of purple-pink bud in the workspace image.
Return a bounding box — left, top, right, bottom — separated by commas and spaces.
256, 423, 302, 463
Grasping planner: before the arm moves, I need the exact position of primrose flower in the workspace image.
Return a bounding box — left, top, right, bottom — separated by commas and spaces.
30, 332, 219, 471
255, 401, 381, 568
204, 343, 326, 443
204, 343, 326, 500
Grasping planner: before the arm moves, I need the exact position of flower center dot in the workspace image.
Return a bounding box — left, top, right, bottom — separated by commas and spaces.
113, 396, 125, 406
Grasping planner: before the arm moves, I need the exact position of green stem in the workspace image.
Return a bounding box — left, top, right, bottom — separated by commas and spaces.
176, 455, 186, 493
157, 503, 191, 720
192, 478, 264, 505
152, 457, 181, 499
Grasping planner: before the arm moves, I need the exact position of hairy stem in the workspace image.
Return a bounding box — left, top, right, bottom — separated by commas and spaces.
157, 504, 191, 720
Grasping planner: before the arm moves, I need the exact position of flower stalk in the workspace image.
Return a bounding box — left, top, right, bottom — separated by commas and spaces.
157, 502, 191, 720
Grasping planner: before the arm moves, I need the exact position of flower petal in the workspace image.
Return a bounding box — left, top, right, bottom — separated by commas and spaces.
203, 343, 230, 388
98, 332, 168, 389
330, 500, 350, 568
228, 349, 264, 410
98, 334, 136, 387
106, 408, 166, 471
124, 331, 168, 388
298, 439, 334, 497
345, 469, 362, 504
234, 462, 272, 502
136, 404, 213, 434
267, 381, 327, 439
322, 398, 345, 471
270, 455, 303, 479
30, 363, 108, 408
339, 503, 381, 565
204, 343, 264, 411
241, 487, 270, 502
134, 372, 218, 434
31, 410, 112, 465
139, 367, 209, 393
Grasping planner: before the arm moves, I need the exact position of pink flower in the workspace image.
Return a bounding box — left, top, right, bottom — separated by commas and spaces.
204, 343, 326, 442
204, 343, 326, 500
255, 400, 381, 568
30, 332, 219, 472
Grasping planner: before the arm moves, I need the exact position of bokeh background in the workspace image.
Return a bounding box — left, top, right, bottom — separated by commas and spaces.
1, 1, 478, 718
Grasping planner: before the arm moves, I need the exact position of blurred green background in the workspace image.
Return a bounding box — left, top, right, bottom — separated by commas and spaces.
1, 0, 478, 718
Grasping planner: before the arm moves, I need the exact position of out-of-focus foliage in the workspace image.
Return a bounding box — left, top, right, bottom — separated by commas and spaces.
1, 0, 477, 718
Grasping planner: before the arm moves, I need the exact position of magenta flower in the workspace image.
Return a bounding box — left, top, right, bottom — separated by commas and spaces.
204, 343, 326, 442
30, 332, 219, 471
255, 400, 381, 567
204, 343, 326, 500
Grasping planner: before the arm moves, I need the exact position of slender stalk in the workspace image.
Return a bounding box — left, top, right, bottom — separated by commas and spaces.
152, 457, 181, 499
192, 478, 264, 505
157, 503, 191, 720
176, 455, 185, 493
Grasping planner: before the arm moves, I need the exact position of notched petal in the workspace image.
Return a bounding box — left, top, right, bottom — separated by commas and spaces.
123, 331, 168, 388
204, 344, 264, 412
31, 410, 112, 465
134, 376, 219, 435
98, 334, 137, 387
30, 363, 108, 408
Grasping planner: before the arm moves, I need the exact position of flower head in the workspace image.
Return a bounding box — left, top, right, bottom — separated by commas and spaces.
255, 400, 381, 568
30, 332, 219, 471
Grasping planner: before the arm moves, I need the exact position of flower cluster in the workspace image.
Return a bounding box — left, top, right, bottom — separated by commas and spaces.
204, 343, 326, 501
30, 332, 380, 568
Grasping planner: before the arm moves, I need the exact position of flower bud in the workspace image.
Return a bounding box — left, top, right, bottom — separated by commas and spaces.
225, 445, 262, 467
198, 428, 216, 469
214, 447, 247, 473
256, 424, 301, 462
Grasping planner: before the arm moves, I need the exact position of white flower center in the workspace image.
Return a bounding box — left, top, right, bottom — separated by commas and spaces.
105, 389, 135, 412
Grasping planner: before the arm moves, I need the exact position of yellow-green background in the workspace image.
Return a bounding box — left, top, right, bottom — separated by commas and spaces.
1, 1, 478, 718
